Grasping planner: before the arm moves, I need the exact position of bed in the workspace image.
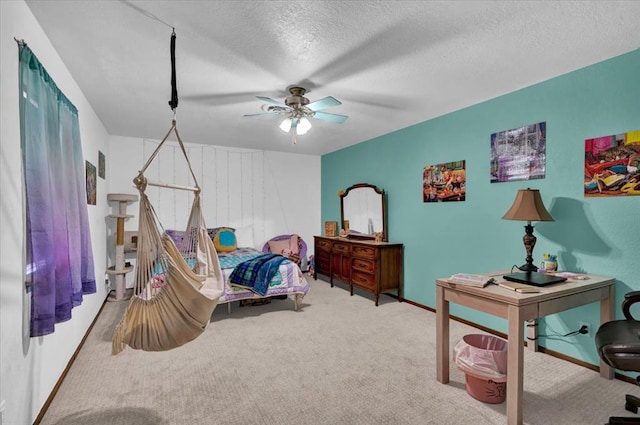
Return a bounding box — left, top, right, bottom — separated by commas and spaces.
217, 247, 310, 313
164, 228, 310, 314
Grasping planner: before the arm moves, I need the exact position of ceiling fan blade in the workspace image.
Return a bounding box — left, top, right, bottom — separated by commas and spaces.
256, 96, 288, 108
312, 111, 349, 124
307, 96, 342, 111
291, 117, 299, 129
243, 112, 282, 118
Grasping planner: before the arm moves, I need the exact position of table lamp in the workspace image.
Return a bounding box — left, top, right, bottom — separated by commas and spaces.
502, 188, 554, 272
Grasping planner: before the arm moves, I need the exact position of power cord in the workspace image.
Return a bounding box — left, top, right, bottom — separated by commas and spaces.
526, 323, 589, 341
563, 325, 589, 337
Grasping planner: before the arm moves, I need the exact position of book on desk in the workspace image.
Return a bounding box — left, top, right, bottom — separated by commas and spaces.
448, 273, 495, 288
497, 281, 540, 293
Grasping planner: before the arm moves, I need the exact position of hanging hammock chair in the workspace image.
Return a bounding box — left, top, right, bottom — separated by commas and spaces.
112, 119, 224, 354
111, 29, 224, 354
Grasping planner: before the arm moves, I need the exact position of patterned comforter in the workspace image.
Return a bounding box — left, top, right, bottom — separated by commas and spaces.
218, 248, 310, 302
228, 253, 288, 296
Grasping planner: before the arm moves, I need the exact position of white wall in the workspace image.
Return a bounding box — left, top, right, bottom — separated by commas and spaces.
1, 2, 112, 424
108, 136, 320, 287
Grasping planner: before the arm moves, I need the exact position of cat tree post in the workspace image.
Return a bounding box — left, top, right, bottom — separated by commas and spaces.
107, 193, 138, 301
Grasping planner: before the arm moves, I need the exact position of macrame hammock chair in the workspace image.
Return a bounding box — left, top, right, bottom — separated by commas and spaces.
112, 30, 223, 355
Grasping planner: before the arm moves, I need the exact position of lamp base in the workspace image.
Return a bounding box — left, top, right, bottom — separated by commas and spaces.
518, 263, 538, 273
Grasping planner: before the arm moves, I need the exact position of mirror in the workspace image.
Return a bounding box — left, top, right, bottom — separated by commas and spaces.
340, 183, 387, 241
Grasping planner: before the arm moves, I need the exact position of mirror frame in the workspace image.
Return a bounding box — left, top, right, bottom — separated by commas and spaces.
340, 183, 387, 242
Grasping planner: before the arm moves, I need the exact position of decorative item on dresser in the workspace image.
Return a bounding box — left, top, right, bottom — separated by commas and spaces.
315, 182, 402, 306
324, 221, 338, 237
314, 236, 403, 306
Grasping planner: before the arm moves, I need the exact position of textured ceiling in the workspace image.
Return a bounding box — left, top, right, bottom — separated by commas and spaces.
24, 1, 640, 155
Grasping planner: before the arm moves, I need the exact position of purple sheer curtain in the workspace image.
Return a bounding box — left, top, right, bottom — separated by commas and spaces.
19, 45, 96, 337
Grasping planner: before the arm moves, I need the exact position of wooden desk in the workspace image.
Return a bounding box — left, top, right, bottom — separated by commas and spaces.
435, 273, 615, 425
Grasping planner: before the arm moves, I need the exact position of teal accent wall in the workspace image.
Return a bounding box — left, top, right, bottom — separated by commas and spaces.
321, 49, 640, 367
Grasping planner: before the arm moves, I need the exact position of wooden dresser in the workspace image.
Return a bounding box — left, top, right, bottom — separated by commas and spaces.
314, 236, 403, 306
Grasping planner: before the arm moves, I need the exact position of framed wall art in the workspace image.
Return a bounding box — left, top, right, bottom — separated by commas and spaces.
86, 160, 96, 205
423, 160, 466, 202
98, 150, 105, 179
584, 129, 640, 197
490, 121, 546, 183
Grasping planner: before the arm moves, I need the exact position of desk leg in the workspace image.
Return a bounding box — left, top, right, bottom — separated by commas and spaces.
507, 305, 525, 425
436, 285, 450, 384
600, 285, 615, 379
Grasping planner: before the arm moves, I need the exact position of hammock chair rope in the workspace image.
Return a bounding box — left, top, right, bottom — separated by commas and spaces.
112, 29, 223, 355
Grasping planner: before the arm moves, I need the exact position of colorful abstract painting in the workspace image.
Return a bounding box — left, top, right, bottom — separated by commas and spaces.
584, 130, 640, 197
423, 160, 466, 202
490, 122, 546, 183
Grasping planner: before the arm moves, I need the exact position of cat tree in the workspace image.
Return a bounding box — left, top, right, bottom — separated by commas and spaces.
107, 193, 138, 301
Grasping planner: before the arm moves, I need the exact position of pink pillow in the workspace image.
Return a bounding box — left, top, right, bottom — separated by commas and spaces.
289, 234, 300, 255
268, 239, 291, 255
267, 234, 300, 256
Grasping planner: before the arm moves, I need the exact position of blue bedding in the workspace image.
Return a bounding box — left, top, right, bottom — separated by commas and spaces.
228, 253, 289, 296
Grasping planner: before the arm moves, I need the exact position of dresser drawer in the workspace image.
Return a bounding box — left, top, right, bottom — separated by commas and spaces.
352, 258, 375, 273
352, 271, 375, 289
332, 242, 350, 254
316, 257, 330, 272
352, 245, 376, 260
315, 239, 332, 251
317, 247, 330, 258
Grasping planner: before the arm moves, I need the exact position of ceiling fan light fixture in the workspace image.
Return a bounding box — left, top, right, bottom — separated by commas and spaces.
296, 117, 312, 135
279, 118, 292, 133
246, 85, 347, 141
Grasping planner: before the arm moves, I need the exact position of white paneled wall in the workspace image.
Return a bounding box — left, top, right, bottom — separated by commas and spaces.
108, 135, 320, 285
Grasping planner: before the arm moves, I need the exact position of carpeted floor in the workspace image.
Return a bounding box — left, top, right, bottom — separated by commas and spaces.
39, 276, 636, 424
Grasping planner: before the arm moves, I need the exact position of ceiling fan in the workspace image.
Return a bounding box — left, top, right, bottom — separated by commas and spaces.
244, 86, 348, 143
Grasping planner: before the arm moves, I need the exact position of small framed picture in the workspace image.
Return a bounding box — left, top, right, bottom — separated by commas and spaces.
98, 150, 106, 179
86, 161, 96, 205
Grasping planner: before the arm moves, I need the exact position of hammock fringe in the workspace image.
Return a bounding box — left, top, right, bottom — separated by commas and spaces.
112, 320, 125, 355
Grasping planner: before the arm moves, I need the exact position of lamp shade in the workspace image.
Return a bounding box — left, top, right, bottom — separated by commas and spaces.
279, 118, 292, 133
502, 188, 554, 222
296, 117, 312, 135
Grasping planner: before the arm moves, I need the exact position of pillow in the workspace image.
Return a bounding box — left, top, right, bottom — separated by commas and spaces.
267, 239, 291, 255
289, 234, 300, 255
267, 234, 300, 255
207, 226, 235, 241
213, 228, 237, 252
165, 229, 185, 251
